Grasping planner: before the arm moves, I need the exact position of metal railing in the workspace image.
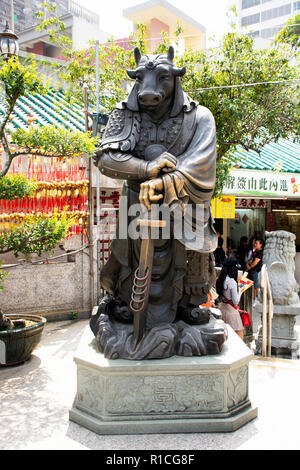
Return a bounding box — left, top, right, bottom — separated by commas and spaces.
260, 264, 274, 357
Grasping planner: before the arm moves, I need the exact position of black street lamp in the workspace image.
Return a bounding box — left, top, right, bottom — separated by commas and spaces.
0, 21, 19, 60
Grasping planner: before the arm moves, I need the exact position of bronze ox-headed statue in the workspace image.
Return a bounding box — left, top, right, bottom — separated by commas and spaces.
91, 46, 227, 360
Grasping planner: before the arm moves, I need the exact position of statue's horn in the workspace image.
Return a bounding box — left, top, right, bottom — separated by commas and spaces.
134, 47, 142, 65
126, 69, 137, 79
173, 66, 186, 77
167, 45, 174, 62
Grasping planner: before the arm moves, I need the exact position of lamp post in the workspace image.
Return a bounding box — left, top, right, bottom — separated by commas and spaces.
0, 21, 19, 60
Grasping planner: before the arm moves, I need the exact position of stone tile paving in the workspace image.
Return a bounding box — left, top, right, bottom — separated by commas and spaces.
0, 318, 300, 450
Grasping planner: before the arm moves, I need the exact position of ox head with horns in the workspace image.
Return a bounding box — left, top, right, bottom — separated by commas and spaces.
126, 46, 186, 113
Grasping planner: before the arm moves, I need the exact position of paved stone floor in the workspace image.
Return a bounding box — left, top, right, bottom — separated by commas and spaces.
1, 317, 300, 450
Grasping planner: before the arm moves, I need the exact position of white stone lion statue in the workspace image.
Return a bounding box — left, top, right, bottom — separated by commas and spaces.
262, 230, 299, 305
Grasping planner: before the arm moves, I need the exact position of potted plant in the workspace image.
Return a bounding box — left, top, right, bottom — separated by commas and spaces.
0, 309, 47, 366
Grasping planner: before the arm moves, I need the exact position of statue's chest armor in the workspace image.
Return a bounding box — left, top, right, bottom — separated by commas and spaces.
133, 115, 183, 160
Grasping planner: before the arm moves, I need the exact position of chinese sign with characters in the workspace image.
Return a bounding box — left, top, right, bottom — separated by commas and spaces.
235, 198, 269, 209
211, 196, 235, 219
223, 169, 300, 198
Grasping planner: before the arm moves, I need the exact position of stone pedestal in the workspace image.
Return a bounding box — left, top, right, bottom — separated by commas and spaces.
255, 302, 300, 359
69, 325, 257, 434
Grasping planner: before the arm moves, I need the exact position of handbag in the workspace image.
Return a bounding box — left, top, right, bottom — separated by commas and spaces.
238, 310, 251, 327
223, 296, 251, 327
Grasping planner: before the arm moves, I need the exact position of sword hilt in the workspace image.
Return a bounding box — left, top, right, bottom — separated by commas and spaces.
130, 267, 150, 313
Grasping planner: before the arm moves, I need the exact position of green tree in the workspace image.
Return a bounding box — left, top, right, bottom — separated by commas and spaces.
0, 210, 73, 291
274, 14, 300, 51
0, 57, 97, 177
0, 210, 72, 329
177, 32, 299, 195
0, 210, 72, 258
0, 174, 36, 200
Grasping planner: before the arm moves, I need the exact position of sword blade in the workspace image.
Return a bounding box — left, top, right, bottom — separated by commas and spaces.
132, 233, 153, 347
130, 219, 166, 349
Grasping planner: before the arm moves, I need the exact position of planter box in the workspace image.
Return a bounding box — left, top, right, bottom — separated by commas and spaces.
0, 314, 46, 366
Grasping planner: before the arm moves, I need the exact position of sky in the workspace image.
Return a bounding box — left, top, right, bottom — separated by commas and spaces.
78, 0, 237, 46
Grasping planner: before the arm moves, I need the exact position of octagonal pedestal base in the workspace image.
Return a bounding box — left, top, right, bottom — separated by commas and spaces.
69, 325, 257, 434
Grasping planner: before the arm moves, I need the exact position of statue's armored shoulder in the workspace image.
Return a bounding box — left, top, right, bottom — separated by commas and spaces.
103, 108, 126, 139
99, 106, 141, 153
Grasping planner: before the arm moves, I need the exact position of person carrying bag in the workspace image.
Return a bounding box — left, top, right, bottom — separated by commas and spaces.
216, 257, 248, 341
221, 296, 251, 328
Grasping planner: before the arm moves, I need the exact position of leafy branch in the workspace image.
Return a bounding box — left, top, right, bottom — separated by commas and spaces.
10, 125, 97, 159
0, 211, 74, 258
0, 56, 48, 176
0, 174, 37, 200
273, 14, 300, 51
0, 57, 97, 176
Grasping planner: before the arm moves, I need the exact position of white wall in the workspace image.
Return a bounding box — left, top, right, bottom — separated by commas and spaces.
72, 17, 111, 50
0, 242, 93, 320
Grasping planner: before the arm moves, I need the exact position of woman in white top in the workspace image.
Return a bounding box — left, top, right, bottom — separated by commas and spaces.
216, 257, 244, 340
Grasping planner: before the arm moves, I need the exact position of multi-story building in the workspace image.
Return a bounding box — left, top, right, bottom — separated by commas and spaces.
123, 0, 206, 53
237, 0, 300, 40
0, 0, 110, 58
0, 0, 68, 33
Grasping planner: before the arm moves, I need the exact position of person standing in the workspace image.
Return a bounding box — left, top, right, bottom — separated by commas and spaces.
246, 238, 264, 304
236, 236, 248, 271
214, 236, 226, 267
245, 237, 256, 266
216, 257, 244, 340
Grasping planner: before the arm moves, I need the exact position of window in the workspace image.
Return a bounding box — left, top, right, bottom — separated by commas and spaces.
247, 30, 260, 37
261, 25, 284, 38
261, 4, 291, 22
242, 12, 260, 27
242, 0, 260, 9
294, 1, 300, 11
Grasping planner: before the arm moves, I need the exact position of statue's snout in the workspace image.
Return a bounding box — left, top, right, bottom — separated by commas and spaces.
138, 91, 163, 107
